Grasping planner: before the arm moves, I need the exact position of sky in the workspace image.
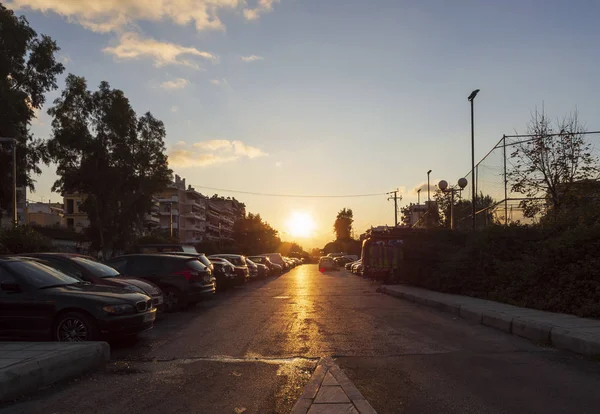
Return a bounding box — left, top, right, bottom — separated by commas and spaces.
8, 0, 600, 249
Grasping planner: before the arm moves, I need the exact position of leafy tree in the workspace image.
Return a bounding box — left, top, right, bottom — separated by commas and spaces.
508, 108, 599, 220
333, 208, 354, 240
0, 4, 64, 218
434, 189, 496, 228
47, 75, 172, 254
233, 212, 281, 255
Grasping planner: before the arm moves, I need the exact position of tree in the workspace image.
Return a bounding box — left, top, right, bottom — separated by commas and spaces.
233, 213, 281, 255
0, 4, 64, 217
508, 108, 599, 220
434, 189, 496, 228
47, 75, 172, 254
333, 208, 354, 240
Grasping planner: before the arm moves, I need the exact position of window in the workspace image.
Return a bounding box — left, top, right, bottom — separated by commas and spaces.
130, 257, 163, 275
71, 257, 119, 278
108, 258, 128, 273
0, 267, 17, 285
44, 258, 84, 280
5, 261, 79, 289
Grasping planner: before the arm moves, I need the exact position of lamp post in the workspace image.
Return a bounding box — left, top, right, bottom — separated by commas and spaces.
438, 178, 468, 230
468, 89, 480, 229
0, 138, 17, 226
427, 170, 432, 203
417, 189, 421, 205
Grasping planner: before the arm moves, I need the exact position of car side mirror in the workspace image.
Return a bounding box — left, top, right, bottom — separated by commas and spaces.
1, 282, 21, 293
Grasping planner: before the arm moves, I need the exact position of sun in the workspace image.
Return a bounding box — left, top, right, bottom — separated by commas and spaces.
286, 211, 316, 238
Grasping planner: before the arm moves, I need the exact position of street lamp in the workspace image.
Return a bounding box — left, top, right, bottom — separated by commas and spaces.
417, 189, 421, 205
468, 89, 480, 229
427, 170, 432, 203
439, 178, 468, 230
0, 138, 17, 226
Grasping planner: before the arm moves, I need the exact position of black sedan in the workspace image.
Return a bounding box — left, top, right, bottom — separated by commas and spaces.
0, 257, 156, 341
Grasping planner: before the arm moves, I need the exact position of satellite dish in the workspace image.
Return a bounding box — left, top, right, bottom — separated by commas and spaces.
458, 177, 468, 189
438, 180, 448, 191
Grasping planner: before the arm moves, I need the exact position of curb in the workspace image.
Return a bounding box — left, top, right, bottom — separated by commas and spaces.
292, 357, 377, 414
0, 342, 110, 403
379, 286, 600, 358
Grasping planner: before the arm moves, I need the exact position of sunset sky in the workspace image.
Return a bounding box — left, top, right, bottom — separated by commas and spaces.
11, 0, 600, 249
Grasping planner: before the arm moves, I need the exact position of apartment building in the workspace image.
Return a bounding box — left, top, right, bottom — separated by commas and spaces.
63, 193, 90, 232
155, 175, 207, 244
27, 202, 64, 227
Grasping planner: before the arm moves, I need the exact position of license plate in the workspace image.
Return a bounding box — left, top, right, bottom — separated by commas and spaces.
143, 312, 156, 323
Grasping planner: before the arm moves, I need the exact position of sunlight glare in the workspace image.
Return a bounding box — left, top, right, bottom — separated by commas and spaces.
286, 211, 316, 238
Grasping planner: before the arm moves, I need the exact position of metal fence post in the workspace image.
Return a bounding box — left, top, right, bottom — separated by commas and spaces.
503, 135, 508, 225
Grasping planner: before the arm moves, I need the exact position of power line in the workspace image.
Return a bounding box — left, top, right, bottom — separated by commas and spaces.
189, 184, 388, 199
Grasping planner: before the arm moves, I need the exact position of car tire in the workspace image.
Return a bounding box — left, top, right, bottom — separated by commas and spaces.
53, 311, 98, 342
163, 287, 185, 312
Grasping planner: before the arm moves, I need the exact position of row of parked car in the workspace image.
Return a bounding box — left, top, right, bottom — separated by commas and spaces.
0, 245, 304, 343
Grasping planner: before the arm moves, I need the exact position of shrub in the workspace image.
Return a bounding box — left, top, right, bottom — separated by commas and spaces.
0, 225, 53, 254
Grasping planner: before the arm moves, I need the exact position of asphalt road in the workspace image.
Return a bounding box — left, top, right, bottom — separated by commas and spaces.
2, 264, 600, 413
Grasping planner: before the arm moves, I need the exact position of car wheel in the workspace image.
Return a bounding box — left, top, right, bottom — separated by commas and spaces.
54, 312, 98, 342
163, 287, 185, 312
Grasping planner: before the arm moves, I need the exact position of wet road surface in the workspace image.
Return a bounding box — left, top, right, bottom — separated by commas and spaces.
2, 265, 600, 413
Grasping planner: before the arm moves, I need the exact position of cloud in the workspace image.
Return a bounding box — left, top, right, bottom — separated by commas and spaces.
160, 78, 190, 90
210, 78, 228, 86
171, 106, 179, 113
412, 182, 435, 194
6, 0, 247, 33
169, 140, 268, 167
241, 55, 263, 62
275, 161, 282, 167
243, 0, 279, 21
103, 32, 217, 68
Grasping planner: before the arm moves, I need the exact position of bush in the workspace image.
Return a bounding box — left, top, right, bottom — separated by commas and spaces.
402, 224, 600, 318
0, 225, 53, 254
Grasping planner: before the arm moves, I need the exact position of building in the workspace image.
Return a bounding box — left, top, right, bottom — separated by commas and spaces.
63, 193, 90, 232
144, 197, 161, 232
155, 175, 208, 244
26, 202, 64, 227
207, 198, 236, 243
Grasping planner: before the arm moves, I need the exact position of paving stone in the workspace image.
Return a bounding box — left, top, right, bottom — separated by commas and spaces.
353, 400, 378, 414
308, 403, 359, 414
322, 371, 339, 386
314, 386, 351, 404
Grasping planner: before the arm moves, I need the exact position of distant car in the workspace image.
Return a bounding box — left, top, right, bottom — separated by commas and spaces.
248, 256, 282, 276
208, 254, 249, 285
351, 260, 363, 275
207, 257, 237, 291
344, 255, 359, 262
23, 253, 164, 310
318, 256, 338, 272
247, 259, 268, 278
259, 253, 289, 272
0, 257, 155, 341
345, 261, 356, 270
334, 256, 353, 266
161, 252, 214, 272
106, 254, 215, 312
327, 253, 346, 258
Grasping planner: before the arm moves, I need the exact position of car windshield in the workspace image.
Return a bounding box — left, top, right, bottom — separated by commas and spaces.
6, 261, 81, 289
71, 257, 120, 278
220, 256, 245, 266
185, 260, 207, 271
181, 246, 198, 253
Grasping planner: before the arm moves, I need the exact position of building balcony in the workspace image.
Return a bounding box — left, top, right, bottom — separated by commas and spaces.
159, 209, 179, 216
157, 195, 179, 203
160, 223, 178, 230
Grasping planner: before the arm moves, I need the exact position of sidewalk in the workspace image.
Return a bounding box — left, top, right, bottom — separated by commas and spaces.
292, 357, 377, 414
0, 342, 110, 403
379, 285, 600, 357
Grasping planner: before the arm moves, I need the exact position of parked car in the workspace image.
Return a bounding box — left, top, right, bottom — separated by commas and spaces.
351, 259, 363, 275
283, 257, 295, 269
345, 261, 356, 270
245, 258, 259, 280
318, 256, 338, 271
252, 261, 269, 278
334, 256, 354, 266
248, 256, 282, 276
0, 257, 155, 341
207, 257, 237, 290
23, 253, 164, 310
161, 252, 214, 272
208, 254, 249, 285
136, 244, 199, 254
106, 254, 215, 312
259, 253, 289, 272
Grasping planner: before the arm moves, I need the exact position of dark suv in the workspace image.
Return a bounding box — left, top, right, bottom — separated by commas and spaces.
107, 254, 215, 312
208, 254, 249, 285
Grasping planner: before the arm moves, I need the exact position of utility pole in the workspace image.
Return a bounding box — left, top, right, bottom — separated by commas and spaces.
0, 138, 17, 226
417, 189, 421, 205
387, 190, 401, 226
468, 89, 480, 230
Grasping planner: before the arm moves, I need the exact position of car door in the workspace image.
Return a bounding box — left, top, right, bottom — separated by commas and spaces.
128, 256, 164, 284
0, 266, 54, 338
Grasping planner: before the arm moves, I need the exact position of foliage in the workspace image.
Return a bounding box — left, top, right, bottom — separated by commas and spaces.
0, 4, 64, 216
399, 225, 600, 318
278, 241, 306, 257
433, 189, 496, 229
135, 232, 179, 246
508, 108, 599, 220
400, 202, 441, 228
47, 75, 172, 253
0, 225, 53, 253
333, 208, 354, 241
323, 239, 362, 255
232, 213, 281, 255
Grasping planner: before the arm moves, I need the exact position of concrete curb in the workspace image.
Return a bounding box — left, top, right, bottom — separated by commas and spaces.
0, 342, 110, 403
292, 356, 377, 414
379, 286, 600, 358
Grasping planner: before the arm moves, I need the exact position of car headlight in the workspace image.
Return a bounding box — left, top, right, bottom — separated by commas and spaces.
103, 304, 136, 315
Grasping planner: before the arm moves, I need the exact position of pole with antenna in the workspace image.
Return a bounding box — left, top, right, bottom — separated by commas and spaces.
387, 189, 402, 226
